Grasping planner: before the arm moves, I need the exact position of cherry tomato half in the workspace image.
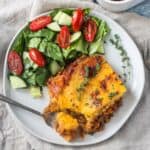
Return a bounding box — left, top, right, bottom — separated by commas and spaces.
72, 8, 84, 32
29, 16, 52, 32
83, 19, 97, 42
57, 26, 70, 49
29, 48, 46, 67
8, 51, 23, 75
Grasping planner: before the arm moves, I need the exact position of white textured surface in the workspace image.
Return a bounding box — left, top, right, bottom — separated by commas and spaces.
0, 0, 150, 149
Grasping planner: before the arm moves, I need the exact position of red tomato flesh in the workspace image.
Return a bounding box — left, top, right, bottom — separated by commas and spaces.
83, 19, 97, 42
57, 26, 70, 49
8, 51, 23, 75
72, 8, 84, 32
29, 16, 52, 32
29, 48, 46, 67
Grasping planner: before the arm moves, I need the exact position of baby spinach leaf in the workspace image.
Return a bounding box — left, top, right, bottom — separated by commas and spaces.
28, 28, 55, 41
35, 68, 49, 86
11, 29, 25, 55
46, 42, 64, 63
39, 38, 47, 53
27, 74, 36, 86
63, 36, 88, 59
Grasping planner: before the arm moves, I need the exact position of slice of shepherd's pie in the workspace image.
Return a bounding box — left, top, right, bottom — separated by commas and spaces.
44, 55, 126, 141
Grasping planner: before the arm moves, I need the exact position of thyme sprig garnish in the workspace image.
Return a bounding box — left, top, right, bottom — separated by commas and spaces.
109, 34, 131, 82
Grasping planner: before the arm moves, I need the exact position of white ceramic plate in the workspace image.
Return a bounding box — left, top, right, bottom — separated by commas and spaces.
3, 10, 145, 146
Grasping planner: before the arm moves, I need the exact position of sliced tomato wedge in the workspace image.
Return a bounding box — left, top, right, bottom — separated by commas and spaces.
57, 26, 70, 48
29, 16, 52, 32
83, 19, 97, 42
8, 51, 23, 75
29, 48, 46, 67
72, 8, 84, 32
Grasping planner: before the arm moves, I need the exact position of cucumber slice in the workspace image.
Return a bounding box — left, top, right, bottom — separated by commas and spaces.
48, 61, 61, 75
88, 39, 104, 55
9, 76, 27, 89
70, 31, 81, 43
54, 11, 72, 26
47, 22, 61, 32
53, 11, 62, 21
30, 86, 41, 98
28, 38, 41, 48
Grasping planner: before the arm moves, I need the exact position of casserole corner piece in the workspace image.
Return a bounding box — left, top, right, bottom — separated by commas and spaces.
44, 55, 127, 141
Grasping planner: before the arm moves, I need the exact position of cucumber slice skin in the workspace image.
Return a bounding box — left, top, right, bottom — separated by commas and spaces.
28, 38, 41, 49
30, 86, 41, 98
54, 11, 72, 26
9, 76, 27, 89
53, 11, 62, 21
47, 22, 61, 32
48, 61, 61, 75
70, 31, 81, 43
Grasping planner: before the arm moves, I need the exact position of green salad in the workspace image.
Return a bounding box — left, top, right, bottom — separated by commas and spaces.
7, 8, 110, 98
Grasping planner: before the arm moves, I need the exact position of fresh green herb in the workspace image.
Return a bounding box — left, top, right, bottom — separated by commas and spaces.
84, 66, 90, 78
77, 77, 89, 92
114, 34, 120, 40
122, 57, 129, 62
76, 77, 89, 100
85, 102, 89, 106
109, 34, 131, 82
95, 63, 100, 72
108, 92, 118, 99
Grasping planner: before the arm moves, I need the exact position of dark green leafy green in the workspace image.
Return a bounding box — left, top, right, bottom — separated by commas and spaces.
46, 42, 64, 63
11, 29, 25, 55
22, 72, 36, 86
35, 68, 49, 86
28, 28, 55, 41
63, 36, 88, 59
39, 39, 47, 52
95, 21, 110, 41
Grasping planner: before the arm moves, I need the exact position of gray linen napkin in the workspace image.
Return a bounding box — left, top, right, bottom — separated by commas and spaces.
0, 0, 150, 150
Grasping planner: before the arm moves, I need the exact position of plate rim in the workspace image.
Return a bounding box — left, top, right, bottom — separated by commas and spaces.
2, 9, 145, 146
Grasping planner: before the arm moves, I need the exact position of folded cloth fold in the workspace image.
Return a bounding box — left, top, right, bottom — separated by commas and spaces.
0, 0, 150, 150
